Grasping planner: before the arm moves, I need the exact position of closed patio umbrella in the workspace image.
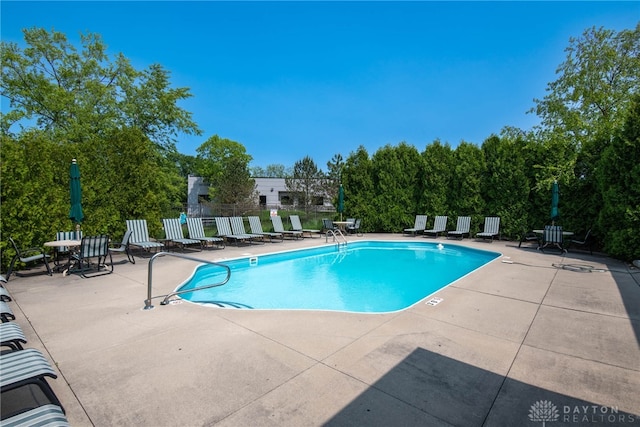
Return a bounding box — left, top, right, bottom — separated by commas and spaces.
69, 159, 84, 235
550, 180, 559, 225
337, 184, 344, 221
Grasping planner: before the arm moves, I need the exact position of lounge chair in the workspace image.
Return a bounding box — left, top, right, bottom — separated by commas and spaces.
109, 229, 135, 263
215, 217, 250, 246
0, 286, 10, 302
446, 216, 471, 240
70, 235, 113, 278
568, 228, 593, 255
539, 225, 567, 253
476, 217, 501, 242
403, 215, 428, 236
248, 216, 283, 242
1, 300, 16, 322
6, 238, 52, 281
162, 218, 202, 251
230, 217, 264, 244
1, 275, 11, 302
346, 219, 362, 236
424, 216, 448, 238
1, 322, 27, 350
0, 348, 64, 413
289, 215, 320, 238
126, 219, 164, 253
1, 404, 70, 427
271, 216, 303, 240
186, 217, 225, 249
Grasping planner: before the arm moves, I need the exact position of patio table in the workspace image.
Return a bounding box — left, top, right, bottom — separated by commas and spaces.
44, 240, 81, 274
332, 221, 353, 233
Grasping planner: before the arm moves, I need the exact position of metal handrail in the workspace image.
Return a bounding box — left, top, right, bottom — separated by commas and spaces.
325, 229, 347, 247
144, 251, 231, 310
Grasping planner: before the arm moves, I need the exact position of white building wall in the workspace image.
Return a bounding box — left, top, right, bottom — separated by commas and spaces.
186, 176, 333, 213
254, 177, 288, 206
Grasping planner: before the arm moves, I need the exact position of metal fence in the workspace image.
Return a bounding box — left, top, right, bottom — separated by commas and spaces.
176, 203, 337, 226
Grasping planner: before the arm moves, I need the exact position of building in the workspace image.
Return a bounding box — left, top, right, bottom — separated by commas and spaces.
186, 175, 334, 216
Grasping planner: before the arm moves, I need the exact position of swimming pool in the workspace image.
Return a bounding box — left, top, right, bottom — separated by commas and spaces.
177, 241, 500, 313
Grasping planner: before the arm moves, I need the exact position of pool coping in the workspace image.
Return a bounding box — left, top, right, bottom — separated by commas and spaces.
3, 234, 639, 426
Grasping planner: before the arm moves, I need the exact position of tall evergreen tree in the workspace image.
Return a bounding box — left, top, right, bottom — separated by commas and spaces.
596, 95, 640, 260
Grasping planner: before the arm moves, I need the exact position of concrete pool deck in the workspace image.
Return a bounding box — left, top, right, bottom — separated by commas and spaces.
3, 234, 640, 426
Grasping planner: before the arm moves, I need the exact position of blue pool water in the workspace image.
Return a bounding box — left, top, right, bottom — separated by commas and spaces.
177, 241, 500, 313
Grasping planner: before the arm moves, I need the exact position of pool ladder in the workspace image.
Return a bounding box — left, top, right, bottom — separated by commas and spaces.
144, 251, 231, 310
325, 229, 347, 248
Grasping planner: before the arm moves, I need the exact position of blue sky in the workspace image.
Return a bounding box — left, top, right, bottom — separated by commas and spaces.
2, 2, 638, 170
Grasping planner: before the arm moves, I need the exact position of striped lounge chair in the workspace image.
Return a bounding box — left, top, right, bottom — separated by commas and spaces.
476, 217, 501, 242
424, 216, 448, 238
447, 216, 471, 240
271, 216, 303, 240
248, 216, 283, 243
1, 300, 16, 323
162, 218, 202, 251
0, 322, 27, 350
126, 219, 165, 253
186, 217, 225, 249
403, 215, 428, 236
1, 404, 69, 427
0, 348, 64, 412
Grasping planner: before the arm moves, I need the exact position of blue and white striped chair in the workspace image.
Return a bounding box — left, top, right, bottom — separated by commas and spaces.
186, 217, 225, 249
447, 216, 471, 240
162, 218, 202, 251
0, 322, 27, 350
126, 219, 165, 253
0, 348, 64, 412
1, 300, 16, 323
404, 215, 428, 236
424, 216, 448, 238
70, 235, 113, 278
1, 404, 69, 427
540, 225, 567, 253
476, 217, 501, 242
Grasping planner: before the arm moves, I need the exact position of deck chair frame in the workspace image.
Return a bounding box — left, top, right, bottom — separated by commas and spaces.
163, 218, 203, 251
6, 238, 52, 281
424, 216, 448, 238
248, 216, 283, 242
271, 216, 302, 240
126, 219, 164, 253
230, 217, 264, 244
447, 216, 471, 240
186, 217, 225, 249
476, 217, 501, 242
215, 217, 251, 246
109, 229, 135, 264
289, 215, 320, 238
403, 215, 428, 236
0, 348, 64, 412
